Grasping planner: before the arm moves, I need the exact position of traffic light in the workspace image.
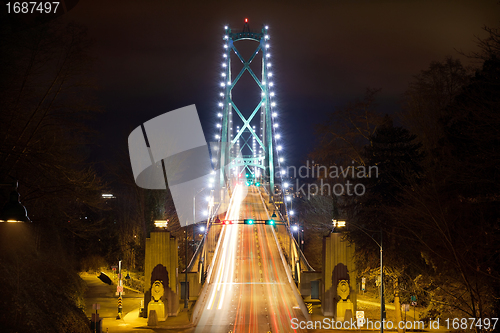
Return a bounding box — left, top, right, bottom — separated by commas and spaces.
244, 219, 254, 225
265, 219, 275, 225
255, 182, 260, 186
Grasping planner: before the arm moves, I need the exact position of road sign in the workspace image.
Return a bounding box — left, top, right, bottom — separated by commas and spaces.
411, 301, 417, 306
361, 277, 366, 283
356, 311, 365, 327
411, 295, 417, 301
402, 304, 410, 312
117, 285, 123, 293
92, 303, 100, 310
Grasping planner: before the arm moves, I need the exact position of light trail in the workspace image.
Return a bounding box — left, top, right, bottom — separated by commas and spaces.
206, 185, 243, 310
196, 185, 307, 332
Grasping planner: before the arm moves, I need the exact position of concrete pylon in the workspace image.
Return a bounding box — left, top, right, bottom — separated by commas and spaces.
144, 230, 179, 317
322, 232, 357, 318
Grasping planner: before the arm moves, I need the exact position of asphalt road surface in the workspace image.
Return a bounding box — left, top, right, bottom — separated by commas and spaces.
195, 185, 307, 333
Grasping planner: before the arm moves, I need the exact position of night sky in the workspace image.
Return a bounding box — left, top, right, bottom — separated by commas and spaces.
65, 0, 499, 168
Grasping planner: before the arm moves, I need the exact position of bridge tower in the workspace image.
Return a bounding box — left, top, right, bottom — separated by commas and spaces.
213, 20, 284, 200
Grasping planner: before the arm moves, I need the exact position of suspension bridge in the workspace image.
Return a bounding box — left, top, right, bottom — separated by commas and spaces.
186, 20, 316, 333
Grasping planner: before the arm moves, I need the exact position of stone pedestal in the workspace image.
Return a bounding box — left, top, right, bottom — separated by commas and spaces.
147, 310, 158, 326
336, 299, 354, 322
148, 301, 166, 321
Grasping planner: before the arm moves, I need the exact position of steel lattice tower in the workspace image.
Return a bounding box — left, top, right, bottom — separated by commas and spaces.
214, 20, 283, 200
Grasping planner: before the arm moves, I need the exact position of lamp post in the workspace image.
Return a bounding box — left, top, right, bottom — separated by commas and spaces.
184, 228, 189, 309
117, 259, 123, 318
336, 221, 385, 333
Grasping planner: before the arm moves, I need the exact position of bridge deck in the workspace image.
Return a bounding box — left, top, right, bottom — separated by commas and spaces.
194, 185, 307, 332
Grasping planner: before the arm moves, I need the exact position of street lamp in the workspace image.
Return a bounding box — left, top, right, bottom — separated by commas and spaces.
0, 190, 30, 222
336, 220, 385, 333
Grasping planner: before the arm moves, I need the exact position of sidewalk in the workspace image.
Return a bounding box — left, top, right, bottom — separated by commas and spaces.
101, 307, 194, 332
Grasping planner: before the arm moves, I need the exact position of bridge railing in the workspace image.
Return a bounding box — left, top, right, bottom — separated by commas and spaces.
185, 199, 222, 275
261, 184, 315, 273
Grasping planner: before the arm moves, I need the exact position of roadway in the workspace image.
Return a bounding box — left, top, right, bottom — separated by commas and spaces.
195, 184, 307, 333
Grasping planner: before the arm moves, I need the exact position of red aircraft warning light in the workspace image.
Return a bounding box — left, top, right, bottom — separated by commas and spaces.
245, 18, 248, 23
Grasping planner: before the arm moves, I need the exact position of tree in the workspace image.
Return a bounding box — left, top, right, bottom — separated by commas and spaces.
0, 15, 105, 333
311, 88, 384, 167
0, 17, 106, 247
400, 57, 471, 162
344, 116, 425, 329
392, 30, 500, 327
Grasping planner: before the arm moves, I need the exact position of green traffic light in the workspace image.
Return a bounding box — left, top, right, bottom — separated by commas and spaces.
266, 219, 274, 225
256, 182, 260, 186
